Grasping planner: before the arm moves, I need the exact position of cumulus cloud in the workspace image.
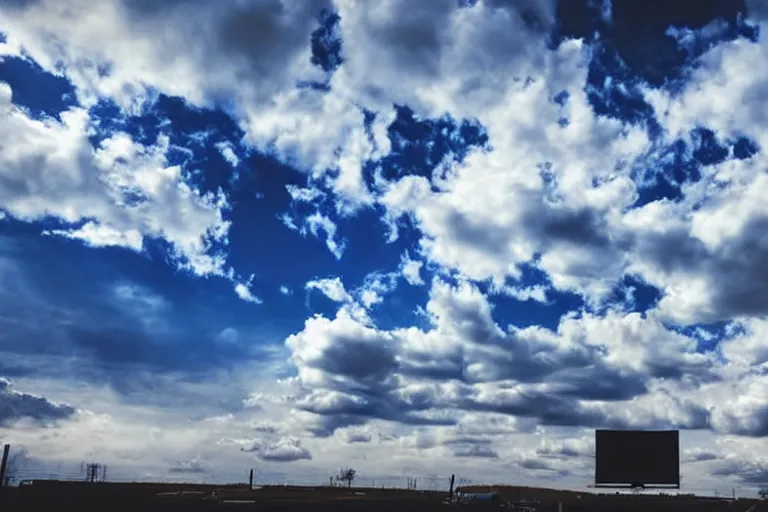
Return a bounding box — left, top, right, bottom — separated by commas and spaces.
242, 437, 312, 462
0, 378, 76, 426
0, 82, 231, 277
535, 436, 594, 460
282, 278, 754, 438
0, 0, 329, 108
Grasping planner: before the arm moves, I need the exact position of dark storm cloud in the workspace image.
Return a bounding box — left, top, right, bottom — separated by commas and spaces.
529, 206, 613, 250
345, 432, 371, 444
552, 366, 649, 401
298, 388, 457, 436
485, 0, 555, 32
306, 413, 369, 438
398, 352, 465, 381
289, 278, 722, 436
634, 215, 768, 322
217, 0, 329, 73
717, 406, 768, 437
519, 458, 556, 471
242, 438, 312, 462
443, 436, 499, 459
712, 459, 768, 485
168, 459, 208, 474
682, 450, 719, 463
365, 1, 453, 79
316, 337, 399, 387
121, 0, 331, 72
460, 391, 616, 429
0, 378, 75, 426
442, 208, 512, 259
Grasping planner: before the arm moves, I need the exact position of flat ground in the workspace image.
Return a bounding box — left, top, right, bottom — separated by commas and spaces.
1, 481, 766, 512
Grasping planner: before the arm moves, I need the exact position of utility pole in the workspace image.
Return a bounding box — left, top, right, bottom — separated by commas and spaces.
449, 474, 455, 500
249, 469, 253, 490
0, 445, 9, 490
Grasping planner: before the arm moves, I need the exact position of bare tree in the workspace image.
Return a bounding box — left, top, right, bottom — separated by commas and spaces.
337, 467, 356, 488
758, 486, 768, 500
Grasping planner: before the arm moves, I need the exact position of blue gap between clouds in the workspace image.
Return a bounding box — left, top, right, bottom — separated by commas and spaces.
225, 151, 349, 328
601, 0, 751, 87
600, 275, 662, 315
298, 8, 344, 90
478, 263, 584, 331
339, 206, 428, 331
0, 55, 78, 120
366, 105, 488, 191
310, 8, 343, 73
89, 94, 246, 197
0, 220, 270, 384
270, 102, 490, 328
633, 129, 760, 208
555, 0, 759, 212
0, 50, 368, 347
670, 321, 739, 354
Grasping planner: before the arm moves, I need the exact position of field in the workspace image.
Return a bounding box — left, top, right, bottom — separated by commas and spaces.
1, 481, 767, 512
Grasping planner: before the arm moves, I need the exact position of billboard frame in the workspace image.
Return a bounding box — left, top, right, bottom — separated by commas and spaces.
593, 429, 680, 490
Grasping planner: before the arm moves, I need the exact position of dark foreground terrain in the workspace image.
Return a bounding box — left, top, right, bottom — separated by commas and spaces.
1, 481, 766, 512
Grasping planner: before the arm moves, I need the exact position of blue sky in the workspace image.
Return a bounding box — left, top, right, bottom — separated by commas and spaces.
0, 0, 767, 495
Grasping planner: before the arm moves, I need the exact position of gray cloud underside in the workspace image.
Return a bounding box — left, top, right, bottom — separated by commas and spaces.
0, 378, 75, 426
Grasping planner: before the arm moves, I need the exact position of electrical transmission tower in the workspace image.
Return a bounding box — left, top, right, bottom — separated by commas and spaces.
83, 463, 106, 483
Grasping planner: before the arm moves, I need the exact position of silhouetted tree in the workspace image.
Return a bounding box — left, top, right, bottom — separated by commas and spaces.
337, 467, 356, 488
759, 486, 768, 500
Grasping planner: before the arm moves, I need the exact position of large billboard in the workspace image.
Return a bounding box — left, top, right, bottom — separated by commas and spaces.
594, 430, 680, 488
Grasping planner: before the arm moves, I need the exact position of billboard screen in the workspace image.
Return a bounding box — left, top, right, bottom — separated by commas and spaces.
594, 430, 680, 487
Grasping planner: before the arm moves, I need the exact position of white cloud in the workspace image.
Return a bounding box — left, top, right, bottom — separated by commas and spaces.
45, 222, 144, 251
306, 277, 351, 303
284, 211, 346, 260
0, 87, 231, 277
215, 141, 240, 167
283, 279, 743, 440
370, 37, 648, 304
234, 278, 262, 305
0, 0, 329, 110
400, 252, 424, 286
280, 285, 291, 296
496, 284, 549, 303
625, 28, 768, 324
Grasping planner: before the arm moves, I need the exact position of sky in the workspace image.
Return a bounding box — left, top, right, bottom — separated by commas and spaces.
0, 0, 767, 496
